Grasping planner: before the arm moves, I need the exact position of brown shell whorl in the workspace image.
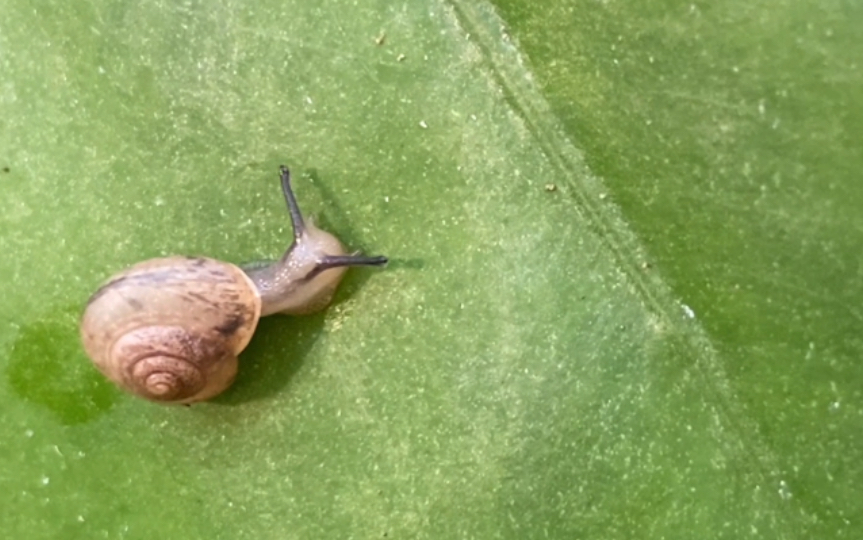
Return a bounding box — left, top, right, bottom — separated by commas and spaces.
111, 325, 237, 403
80, 256, 262, 404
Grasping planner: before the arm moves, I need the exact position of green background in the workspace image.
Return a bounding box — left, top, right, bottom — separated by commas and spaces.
1, 0, 860, 538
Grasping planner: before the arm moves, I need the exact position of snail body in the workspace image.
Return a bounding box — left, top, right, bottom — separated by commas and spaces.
80, 166, 387, 404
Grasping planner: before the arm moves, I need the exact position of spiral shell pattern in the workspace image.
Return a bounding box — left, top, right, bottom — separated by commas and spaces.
81, 256, 262, 404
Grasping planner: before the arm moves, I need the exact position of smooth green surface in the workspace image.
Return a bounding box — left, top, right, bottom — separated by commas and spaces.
0, 1, 859, 539
485, 0, 863, 536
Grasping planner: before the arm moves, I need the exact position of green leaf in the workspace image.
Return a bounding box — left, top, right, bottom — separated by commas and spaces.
0, 0, 859, 538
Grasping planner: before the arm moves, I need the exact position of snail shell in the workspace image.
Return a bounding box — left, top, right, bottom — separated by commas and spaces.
81, 257, 261, 403
80, 165, 387, 405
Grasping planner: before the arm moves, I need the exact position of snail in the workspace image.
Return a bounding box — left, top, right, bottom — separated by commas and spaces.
80, 165, 387, 404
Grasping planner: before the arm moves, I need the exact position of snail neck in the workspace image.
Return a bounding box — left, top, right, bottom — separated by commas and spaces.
242, 224, 387, 317
246, 165, 387, 316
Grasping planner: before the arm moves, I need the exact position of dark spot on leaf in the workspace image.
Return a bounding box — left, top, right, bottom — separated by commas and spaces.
126, 297, 143, 310
6, 310, 119, 424
1, 166, 9, 173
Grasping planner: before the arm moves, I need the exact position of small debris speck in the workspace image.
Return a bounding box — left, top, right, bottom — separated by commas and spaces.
544, 183, 557, 192
682, 304, 696, 319
419, 120, 428, 129
374, 32, 386, 46
396, 53, 406, 62
778, 480, 792, 500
